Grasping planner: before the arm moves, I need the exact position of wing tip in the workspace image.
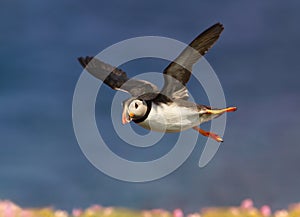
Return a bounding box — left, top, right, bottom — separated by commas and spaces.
77, 56, 94, 68
211, 22, 224, 32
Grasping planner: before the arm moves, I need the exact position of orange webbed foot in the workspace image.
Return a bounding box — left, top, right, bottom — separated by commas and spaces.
205, 106, 237, 115
192, 126, 223, 142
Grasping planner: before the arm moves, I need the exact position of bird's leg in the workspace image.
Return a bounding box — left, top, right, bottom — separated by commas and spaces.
192, 126, 223, 142
205, 106, 237, 115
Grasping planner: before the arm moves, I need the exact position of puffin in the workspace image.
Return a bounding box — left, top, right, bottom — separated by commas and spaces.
78, 23, 236, 142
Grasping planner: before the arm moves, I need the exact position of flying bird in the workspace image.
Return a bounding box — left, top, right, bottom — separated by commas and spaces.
78, 23, 236, 142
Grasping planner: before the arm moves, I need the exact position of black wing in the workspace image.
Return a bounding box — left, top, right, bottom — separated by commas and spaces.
78, 56, 159, 97
160, 23, 224, 100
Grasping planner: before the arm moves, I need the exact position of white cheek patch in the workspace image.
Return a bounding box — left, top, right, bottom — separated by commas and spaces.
136, 105, 147, 117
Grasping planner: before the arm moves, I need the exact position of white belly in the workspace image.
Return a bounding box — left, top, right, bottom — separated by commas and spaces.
137, 103, 201, 133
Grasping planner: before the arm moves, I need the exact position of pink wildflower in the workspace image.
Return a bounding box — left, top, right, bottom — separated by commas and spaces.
0, 201, 21, 217
260, 205, 271, 217
173, 208, 184, 217
241, 198, 254, 209
72, 208, 83, 217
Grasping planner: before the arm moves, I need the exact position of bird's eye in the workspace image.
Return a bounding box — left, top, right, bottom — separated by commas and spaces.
135, 103, 138, 109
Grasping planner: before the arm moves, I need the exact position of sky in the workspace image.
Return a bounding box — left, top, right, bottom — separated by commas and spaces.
1, 0, 300, 213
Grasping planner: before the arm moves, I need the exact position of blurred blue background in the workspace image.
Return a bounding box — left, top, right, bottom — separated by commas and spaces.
1, 0, 300, 213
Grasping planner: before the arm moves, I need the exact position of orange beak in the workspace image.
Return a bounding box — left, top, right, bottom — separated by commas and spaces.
129, 112, 135, 118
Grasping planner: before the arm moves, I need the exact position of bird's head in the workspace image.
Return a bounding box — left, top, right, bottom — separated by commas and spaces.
122, 98, 148, 124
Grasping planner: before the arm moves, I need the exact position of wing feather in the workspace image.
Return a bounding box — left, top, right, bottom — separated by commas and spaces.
160, 23, 224, 100
78, 56, 159, 96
